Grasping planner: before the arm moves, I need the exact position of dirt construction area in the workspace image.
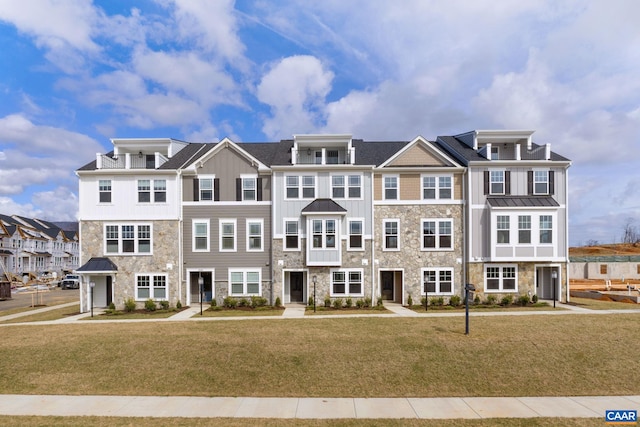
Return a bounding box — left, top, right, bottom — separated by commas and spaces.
0, 287, 79, 312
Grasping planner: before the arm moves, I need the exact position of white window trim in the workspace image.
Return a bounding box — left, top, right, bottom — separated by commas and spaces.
383, 174, 399, 201
489, 170, 505, 195
496, 215, 510, 245
219, 218, 237, 252
421, 174, 453, 200
533, 169, 550, 195
421, 267, 454, 296
309, 218, 338, 250
228, 268, 262, 296
383, 219, 400, 251
246, 218, 264, 252
330, 268, 364, 297
198, 174, 215, 202
491, 212, 557, 250
135, 273, 168, 301
421, 218, 454, 251
285, 174, 317, 200
283, 218, 300, 251
484, 264, 518, 293
104, 223, 153, 256
539, 215, 554, 245
137, 178, 167, 204
98, 179, 112, 204
192, 219, 210, 252
331, 174, 363, 200
347, 218, 365, 251
241, 174, 258, 201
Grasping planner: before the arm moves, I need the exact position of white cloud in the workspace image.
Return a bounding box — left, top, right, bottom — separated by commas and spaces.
31, 187, 78, 221
0, 197, 41, 219
257, 55, 334, 138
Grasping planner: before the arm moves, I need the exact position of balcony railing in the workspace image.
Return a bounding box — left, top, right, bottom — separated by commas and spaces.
96, 152, 169, 169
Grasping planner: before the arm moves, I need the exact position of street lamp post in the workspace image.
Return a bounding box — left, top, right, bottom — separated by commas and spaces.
551, 270, 558, 308
465, 283, 475, 335
198, 275, 204, 316
312, 275, 317, 313
89, 281, 95, 317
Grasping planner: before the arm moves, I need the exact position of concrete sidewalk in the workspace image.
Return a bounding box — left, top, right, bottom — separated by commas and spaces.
0, 394, 637, 419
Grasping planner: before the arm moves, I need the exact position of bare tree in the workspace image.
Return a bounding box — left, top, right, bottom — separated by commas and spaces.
621, 218, 639, 244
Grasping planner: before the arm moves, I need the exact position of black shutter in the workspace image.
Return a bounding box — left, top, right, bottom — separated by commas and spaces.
527, 171, 533, 195
484, 171, 489, 195
505, 171, 511, 195
257, 178, 263, 201
214, 178, 220, 201
549, 171, 555, 195
193, 178, 199, 201
236, 178, 242, 201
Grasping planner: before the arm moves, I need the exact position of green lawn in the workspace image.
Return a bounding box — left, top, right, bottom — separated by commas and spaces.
569, 296, 640, 310
1, 314, 639, 398
0, 304, 80, 324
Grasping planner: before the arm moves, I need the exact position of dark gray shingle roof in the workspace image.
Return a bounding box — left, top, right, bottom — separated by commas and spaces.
301, 199, 347, 214
77, 257, 118, 272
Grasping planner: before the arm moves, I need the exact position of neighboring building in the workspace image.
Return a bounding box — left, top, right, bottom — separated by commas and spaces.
436, 130, 571, 302
180, 138, 274, 306
75, 130, 572, 311
373, 137, 466, 305
0, 213, 79, 280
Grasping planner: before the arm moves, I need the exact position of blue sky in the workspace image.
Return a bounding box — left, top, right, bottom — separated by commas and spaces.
0, 0, 639, 246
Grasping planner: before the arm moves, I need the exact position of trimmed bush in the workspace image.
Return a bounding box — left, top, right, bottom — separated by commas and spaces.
345, 297, 353, 308
485, 294, 497, 305
160, 300, 170, 310
210, 299, 216, 307
518, 294, 530, 306
124, 297, 136, 313
275, 296, 282, 307
376, 296, 383, 307
500, 295, 514, 306
356, 299, 365, 308
333, 298, 344, 309
420, 296, 427, 308
473, 295, 481, 305
308, 296, 314, 307
238, 298, 249, 308
430, 296, 444, 306
251, 296, 267, 308
364, 297, 372, 308
532, 294, 538, 303
450, 295, 462, 307
407, 294, 413, 306
324, 295, 331, 307
223, 296, 238, 308
108, 301, 116, 311
176, 300, 182, 309
144, 298, 157, 312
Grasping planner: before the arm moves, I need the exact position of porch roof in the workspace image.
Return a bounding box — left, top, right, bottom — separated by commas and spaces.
76, 257, 118, 273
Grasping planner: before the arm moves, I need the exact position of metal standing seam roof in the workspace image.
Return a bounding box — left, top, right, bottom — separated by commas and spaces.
486, 196, 559, 208
76, 257, 118, 272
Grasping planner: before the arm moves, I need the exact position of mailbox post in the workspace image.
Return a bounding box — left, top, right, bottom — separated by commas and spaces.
198, 275, 204, 316
312, 275, 317, 313
551, 270, 557, 308
465, 283, 476, 335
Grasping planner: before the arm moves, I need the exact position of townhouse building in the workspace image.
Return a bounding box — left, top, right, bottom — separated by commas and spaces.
436, 130, 571, 301
373, 137, 466, 305
74, 130, 571, 312
0, 213, 79, 280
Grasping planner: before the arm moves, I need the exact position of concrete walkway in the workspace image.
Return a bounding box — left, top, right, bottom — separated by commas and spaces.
0, 394, 637, 419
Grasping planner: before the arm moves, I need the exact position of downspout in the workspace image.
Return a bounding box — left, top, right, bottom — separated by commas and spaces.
462, 167, 468, 297
177, 169, 183, 306
370, 166, 376, 305
564, 163, 571, 302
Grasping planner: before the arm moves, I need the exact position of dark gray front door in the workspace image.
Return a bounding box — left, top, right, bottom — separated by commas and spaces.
106, 276, 112, 306
290, 272, 303, 302
190, 272, 213, 304
381, 271, 394, 300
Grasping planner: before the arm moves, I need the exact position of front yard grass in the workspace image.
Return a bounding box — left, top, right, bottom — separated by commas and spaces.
199, 306, 284, 317
1, 314, 639, 398
569, 296, 640, 310
0, 304, 80, 324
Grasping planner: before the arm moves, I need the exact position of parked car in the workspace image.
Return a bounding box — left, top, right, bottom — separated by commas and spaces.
61, 274, 80, 289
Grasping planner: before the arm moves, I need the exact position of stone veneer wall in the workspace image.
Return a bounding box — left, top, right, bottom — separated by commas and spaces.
272, 238, 374, 304
81, 220, 181, 309
467, 262, 568, 302
374, 204, 464, 305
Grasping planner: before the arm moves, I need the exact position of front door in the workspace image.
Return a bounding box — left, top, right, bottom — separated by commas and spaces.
106, 276, 112, 306
290, 272, 304, 302
381, 271, 394, 300
190, 271, 213, 304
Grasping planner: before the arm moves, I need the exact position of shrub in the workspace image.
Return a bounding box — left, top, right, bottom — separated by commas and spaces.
518, 294, 530, 306
407, 294, 413, 306
376, 296, 383, 307
108, 301, 116, 311
485, 294, 497, 305
324, 295, 331, 307
532, 294, 538, 303
333, 298, 343, 309
176, 300, 182, 309
238, 298, 249, 308
420, 296, 427, 308
124, 297, 136, 313
500, 295, 514, 306
356, 299, 365, 309
473, 295, 481, 305
450, 295, 462, 307
275, 296, 281, 307
223, 296, 237, 308
144, 299, 157, 312
308, 296, 314, 307
345, 297, 353, 308
160, 300, 170, 310
364, 297, 372, 308
251, 296, 267, 308
210, 299, 216, 307
430, 297, 444, 306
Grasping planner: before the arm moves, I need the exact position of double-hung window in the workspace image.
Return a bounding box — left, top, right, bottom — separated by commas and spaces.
192, 220, 209, 252
138, 180, 151, 203
284, 220, 299, 250
154, 180, 166, 202
199, 178, 213, 201
331, 270, 363, 296
332, 175, 362, 199
105, 224, 152, 255
247, 219, 263, 251
219, 219, 236, 252
229, 269, 261, 296
99, 180, 111, 203
138, 179, 166, 203
490, 171, 505, 195
286, 176, 299, 198
348, 220, 363, 250
242, 177, 256, 201
485, 265, 517, 292
312, 219, 336, 249
285, 175, 315, 198
422, 175, 452, 199
302, 175, 315, 198
540, 215, 553, 244
534, 171, 549, 194
384, 176, 398, 200
383, 219, 399, 250
422, 268, 453, 295
496, 216, 510, 244
332, 176, 345, 198
518, 216, 531, 244
136, 274, 167, 300
421, 219, 453, 250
